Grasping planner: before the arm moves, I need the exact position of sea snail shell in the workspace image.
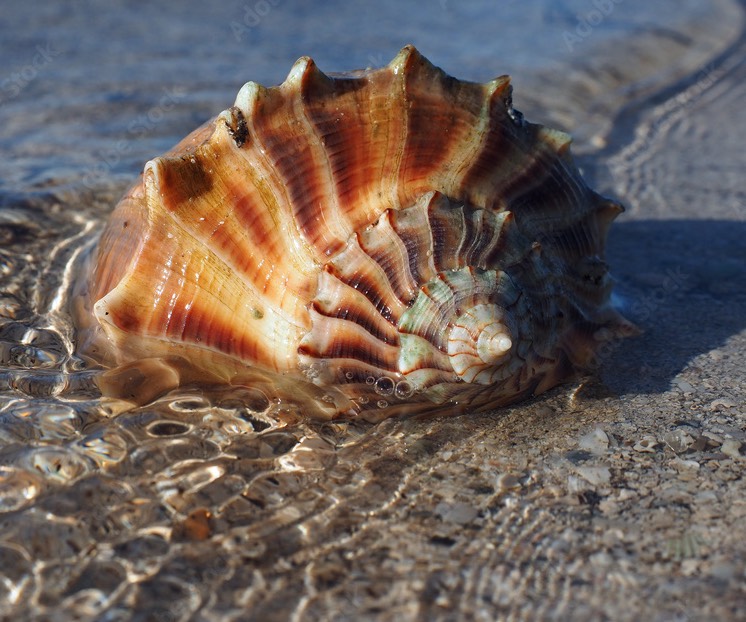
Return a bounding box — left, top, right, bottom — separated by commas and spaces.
83, 45, 637, 419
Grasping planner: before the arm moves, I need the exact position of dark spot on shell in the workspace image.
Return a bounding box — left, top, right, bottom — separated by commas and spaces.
228, 106, 249, 147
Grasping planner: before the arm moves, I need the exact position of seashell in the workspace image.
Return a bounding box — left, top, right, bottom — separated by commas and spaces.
81, 45, 637, 420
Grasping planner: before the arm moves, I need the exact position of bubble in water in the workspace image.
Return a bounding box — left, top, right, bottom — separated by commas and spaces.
365, 376, 375, 385
395, 380, 415, 399
374, 377, 394, 396
344, 372, 354, 380
357, 396, 369, 405
377, 399, 389, 409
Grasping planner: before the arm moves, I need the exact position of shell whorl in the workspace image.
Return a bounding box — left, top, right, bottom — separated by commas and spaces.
447, 303, 514, 383
87, 45, 635, 418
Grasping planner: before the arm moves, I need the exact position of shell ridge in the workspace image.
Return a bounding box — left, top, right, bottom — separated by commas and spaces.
230, 104, 325, 281
358, 210, 419, 305
310, 267, 401, 345
440, 79, 503, 198
288, 54, 354, 258
389, 193, 438, 285
299, 305, 401, 375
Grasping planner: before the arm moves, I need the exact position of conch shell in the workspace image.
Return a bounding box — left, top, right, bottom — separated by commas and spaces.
83, 46, 636, 419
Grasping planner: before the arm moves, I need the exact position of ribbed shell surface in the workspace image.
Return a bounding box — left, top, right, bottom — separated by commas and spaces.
87, 46, 634, 419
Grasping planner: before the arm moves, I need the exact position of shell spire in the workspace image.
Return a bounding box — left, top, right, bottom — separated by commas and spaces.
83, 46, 635, 420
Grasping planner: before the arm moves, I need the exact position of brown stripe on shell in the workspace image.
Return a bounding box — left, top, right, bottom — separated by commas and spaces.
388, 194, 438, 286
255, 90, 345, 258
299, 306, 400, 373
457, 81, 527, 208
394, 47, 487, 207
327, 236, 409, 324
96, 216, 283, 371
301, 57, 407, 240
151, 132, 312, 329
428, 198, 467, 272
357, 210, 418, 306
504, 154, 588, 238
313, 267, 401, 345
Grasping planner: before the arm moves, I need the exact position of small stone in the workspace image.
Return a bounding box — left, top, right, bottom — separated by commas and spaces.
435, 501, 479, 525
709, 561, 738, 582
174, 507, 212, 541
495, 472, 522, 491
708, 397, 736, 410
672, 457, 700, 470
575, 466, 611, 487
720, 438, 743, 459
663, 429, 695, 453
578, 427, 609, 455
598, 498, 619, 515
672, 378, 695, 393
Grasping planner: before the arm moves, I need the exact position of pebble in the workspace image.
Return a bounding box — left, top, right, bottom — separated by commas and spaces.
672, 457, 700, 470
709, 560, 738, 582
575, 466, 611, 487
708, 397, 736, 410
703, 430, 724, 443
435, 501, 479, 525
578, 427, 609, 455
720, 438, 743, 459
672, 378, 695, 393
663, 429, 695, 453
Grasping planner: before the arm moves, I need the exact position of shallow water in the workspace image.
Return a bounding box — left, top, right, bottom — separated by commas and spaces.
1, 1, 746, 620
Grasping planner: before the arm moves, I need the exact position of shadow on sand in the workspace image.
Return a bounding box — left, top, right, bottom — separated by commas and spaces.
599, 218, 746, 397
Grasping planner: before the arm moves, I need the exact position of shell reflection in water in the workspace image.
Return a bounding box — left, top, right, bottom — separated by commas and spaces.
81, 45, 637, 420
